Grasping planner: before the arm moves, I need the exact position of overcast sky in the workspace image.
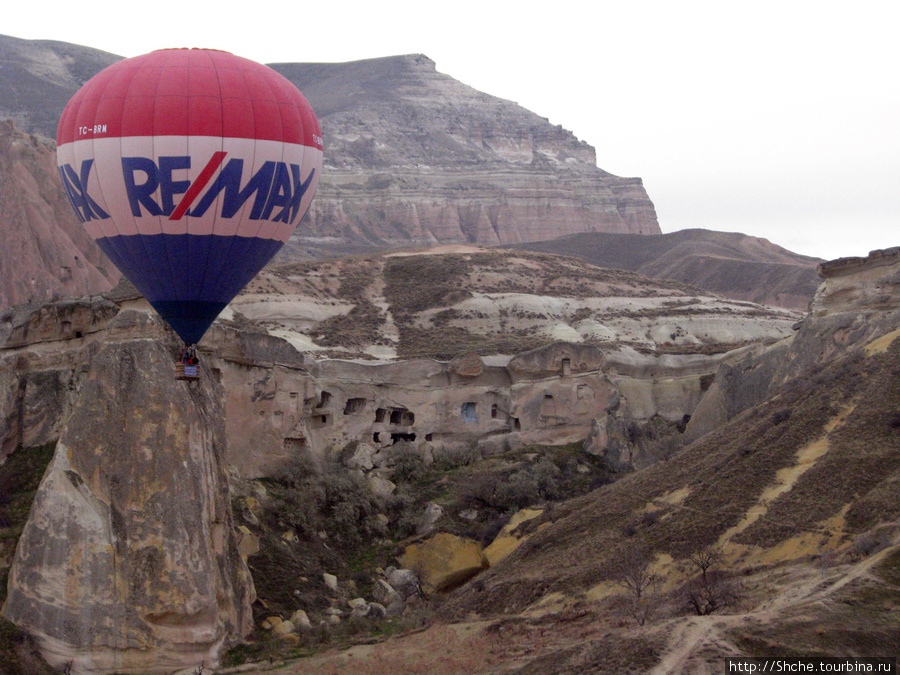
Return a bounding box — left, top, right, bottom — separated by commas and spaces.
5, 1, 897, 261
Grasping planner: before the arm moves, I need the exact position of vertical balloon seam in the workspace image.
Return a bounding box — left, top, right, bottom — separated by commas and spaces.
197, 58, 265, 315
89, 67, 139, 295
119, 55, 176, 308
192, 50, 227, 316
225, 65, 291, 308
181, 53, 197, 312
240, 63, 282, 244
151, 51, 186, 307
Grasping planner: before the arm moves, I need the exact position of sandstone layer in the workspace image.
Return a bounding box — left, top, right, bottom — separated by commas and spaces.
273, 54, 659, 251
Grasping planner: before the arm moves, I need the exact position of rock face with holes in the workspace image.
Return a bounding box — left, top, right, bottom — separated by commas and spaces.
0, 294, 786, 483
1, 330, 254, 674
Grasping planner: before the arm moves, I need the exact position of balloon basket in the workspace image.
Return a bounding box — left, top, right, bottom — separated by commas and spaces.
175, 362, 200, 381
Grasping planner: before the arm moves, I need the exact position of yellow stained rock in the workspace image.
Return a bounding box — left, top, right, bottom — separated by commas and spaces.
483, 508, 544, 567
399, 533, 484, 592
236, 525, 260, 561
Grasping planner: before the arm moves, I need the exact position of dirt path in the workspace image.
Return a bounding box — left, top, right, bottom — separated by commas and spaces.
649, 540, 899, 675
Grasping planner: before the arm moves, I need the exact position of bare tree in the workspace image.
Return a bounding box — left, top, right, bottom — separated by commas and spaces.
613, 548, 661, 626
684, 546, 738, 615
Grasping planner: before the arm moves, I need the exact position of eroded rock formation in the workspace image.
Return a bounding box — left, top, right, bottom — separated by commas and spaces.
1, 328, 253, 674
684, 247, 900, 442
274, 54, 659, 251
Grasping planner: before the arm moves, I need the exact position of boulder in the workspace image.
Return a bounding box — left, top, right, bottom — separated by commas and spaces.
384, 599, 406, 618
341, 442, 376, 471
273, 620, 295, 636
450, 352, 484, 378
348, 597, 368, 610
367, 473, 396, 499
236, 525, 260, 561
399, 533, 485, 592
350, 602, 370, 619
323, 572, 338, 591
416, 501, 444, 536
261, 616, 283, 631
372, 579, 403, 608
290, 609, 312, 630
386, 568, 421, 600
367, 602, 387, 620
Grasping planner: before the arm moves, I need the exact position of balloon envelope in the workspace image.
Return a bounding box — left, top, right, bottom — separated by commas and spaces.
57, 48, 323, 344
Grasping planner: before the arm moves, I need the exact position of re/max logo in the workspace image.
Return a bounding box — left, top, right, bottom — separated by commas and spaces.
59, 152, 316, 225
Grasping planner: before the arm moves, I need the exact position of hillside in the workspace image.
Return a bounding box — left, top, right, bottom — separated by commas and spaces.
437, 249, 900, 670
229, 245, 799, 361
513, 229, 823, 311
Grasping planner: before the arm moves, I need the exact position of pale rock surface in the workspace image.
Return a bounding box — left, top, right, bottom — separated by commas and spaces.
1, 337, 254, 674
290, 609, 312, 630
372, 579, 403, 609
685, 248, 900, 442
416, 501, 444, 536
236, 525, 261, 561
386, 568, 421, 600
367, 473, 397, 499
273, 620, 296, 636
0, 122, 116, 311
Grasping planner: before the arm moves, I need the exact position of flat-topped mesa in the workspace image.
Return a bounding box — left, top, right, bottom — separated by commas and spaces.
268, 53, 661, 248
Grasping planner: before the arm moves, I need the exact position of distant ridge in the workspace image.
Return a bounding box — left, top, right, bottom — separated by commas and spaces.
510, 229, 823, 311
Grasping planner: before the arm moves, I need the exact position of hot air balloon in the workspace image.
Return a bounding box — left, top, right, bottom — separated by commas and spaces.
56, 48, 322, 377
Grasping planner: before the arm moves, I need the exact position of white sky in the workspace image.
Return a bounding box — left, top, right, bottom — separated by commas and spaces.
5, 0, 898, 260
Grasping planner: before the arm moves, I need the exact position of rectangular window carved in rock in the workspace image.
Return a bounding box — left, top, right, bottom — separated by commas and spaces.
344, 398, 366, 415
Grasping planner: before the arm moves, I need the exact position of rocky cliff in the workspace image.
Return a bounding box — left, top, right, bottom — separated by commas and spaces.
684, 246, 900, 441
3, 248, 897, 672
427, 249, 900, 673
270, 54, 659, 252
229, 246, 799, 363
0, 272, 793, 670
0, 121, 116, 309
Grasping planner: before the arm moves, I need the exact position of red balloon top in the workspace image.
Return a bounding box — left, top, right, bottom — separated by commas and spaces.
57, 48, 322, 149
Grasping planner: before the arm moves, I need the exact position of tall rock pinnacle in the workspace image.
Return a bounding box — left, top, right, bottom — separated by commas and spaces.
2, 335, 253, 674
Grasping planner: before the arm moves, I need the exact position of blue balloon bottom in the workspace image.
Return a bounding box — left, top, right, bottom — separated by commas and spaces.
96, 233, 283, 344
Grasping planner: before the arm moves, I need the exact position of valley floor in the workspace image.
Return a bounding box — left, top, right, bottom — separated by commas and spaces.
223, 540, 900, 674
